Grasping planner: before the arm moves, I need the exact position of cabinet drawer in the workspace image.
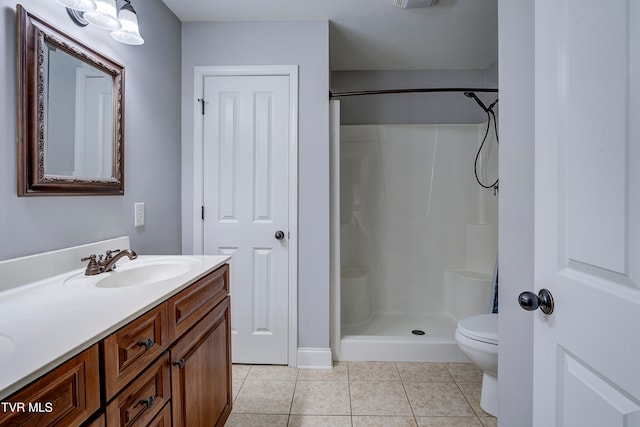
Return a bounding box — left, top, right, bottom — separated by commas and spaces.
0, 344, 100, 427
105, 354, 170, 427
167, 264, 228, 341
103, 304, 168, 401
146, 403, 171, 427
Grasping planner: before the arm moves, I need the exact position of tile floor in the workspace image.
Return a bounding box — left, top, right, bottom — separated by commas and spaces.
226, 361, 498, 427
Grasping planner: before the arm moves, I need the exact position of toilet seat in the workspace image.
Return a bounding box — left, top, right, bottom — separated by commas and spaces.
456, 314, 498, 345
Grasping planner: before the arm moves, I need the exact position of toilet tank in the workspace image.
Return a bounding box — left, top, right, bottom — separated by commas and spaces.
444, 270, 493, 320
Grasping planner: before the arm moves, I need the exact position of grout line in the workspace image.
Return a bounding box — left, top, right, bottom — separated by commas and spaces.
394, 362, 419, 426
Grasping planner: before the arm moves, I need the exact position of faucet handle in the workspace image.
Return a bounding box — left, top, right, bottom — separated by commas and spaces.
104, 249, 120, 260
81, 254, 103, 276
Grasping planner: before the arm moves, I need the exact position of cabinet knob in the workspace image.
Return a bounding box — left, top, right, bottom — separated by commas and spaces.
173, 358, 185, 369
138, 338, 154, 350
140, 396, 154, 408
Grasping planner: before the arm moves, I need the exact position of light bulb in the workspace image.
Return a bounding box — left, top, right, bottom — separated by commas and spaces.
111, 2, 144, 45
83, 0, 121, 30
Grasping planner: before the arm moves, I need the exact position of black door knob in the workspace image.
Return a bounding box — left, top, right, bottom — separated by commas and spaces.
518, 289, 554, 314
275, 230, 285, 240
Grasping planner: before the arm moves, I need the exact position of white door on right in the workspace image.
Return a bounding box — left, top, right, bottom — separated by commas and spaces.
531, 0, 640, 426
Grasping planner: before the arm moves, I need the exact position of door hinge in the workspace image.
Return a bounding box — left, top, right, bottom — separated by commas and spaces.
201, 206, 205, 220
197, 98, 205, 115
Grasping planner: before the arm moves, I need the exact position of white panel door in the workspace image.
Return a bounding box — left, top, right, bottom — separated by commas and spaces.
202, 75, 290, 364
532, 0, 640, 425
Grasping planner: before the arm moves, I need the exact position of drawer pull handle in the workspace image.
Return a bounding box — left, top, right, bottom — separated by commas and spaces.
140, 396, 155, 408
138, 338, 154, 350
173, 358, 185, 369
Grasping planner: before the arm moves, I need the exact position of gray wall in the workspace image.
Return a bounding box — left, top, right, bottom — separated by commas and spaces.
180, 21, 331, 349
331, 64, 498, 125
498, 0, 534, 424
0, 0, 182, 260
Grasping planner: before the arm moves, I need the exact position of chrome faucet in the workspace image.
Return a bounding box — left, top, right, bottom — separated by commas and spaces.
81, 249, 138, 275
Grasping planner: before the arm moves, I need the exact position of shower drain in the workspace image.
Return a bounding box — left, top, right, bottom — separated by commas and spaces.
411, 329, 426, 336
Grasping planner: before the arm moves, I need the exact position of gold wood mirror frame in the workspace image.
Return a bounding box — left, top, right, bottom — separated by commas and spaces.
17, 4, 125, 196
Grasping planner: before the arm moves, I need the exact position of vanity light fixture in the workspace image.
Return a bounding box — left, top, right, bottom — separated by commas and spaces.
60, 0, 145, 45
111, 0, 144, 45
83, 0, 121, 30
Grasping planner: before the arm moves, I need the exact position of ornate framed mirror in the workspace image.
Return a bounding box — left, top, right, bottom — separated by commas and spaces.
16, 4, 125, 196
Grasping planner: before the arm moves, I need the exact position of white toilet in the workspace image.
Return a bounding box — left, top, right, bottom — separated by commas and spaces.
454, 313, 498, 417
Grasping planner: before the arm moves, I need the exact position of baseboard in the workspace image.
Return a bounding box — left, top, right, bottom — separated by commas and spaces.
296, 347, 332, 369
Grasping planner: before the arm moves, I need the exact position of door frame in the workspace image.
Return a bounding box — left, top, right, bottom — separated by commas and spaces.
192, 65, 299, 367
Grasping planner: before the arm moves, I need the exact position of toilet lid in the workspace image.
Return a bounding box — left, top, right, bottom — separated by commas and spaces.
457, 314, 498, 345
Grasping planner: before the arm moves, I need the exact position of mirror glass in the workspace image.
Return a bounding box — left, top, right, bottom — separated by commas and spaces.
17, 5, 125, 196
44, 42, 114, 179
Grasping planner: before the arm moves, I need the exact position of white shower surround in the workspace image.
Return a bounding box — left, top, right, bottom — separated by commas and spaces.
333, 122, 498, 362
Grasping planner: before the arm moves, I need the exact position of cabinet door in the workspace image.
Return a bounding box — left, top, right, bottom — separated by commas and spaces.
170, 296, 231, 427
0, 345, 100, 427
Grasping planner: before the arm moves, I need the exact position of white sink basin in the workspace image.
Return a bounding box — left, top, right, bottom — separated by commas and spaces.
64, 257, 199, 289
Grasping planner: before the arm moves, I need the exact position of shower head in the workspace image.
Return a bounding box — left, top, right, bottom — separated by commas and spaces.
464, 91, 491, 113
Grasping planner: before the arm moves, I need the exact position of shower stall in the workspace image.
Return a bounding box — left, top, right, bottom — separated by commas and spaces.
330, 94, 499, 362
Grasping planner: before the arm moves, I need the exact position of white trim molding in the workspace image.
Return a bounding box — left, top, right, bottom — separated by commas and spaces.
192, 65, 299, 367
296, 348, 333, 370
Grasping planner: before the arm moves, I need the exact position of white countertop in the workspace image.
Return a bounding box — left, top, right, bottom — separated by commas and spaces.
0, 254, 229, 400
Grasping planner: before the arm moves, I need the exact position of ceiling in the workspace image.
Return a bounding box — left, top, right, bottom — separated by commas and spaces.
159, 0, 498, 71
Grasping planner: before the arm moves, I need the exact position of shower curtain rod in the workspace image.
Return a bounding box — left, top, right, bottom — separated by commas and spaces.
329, 87, 498, 98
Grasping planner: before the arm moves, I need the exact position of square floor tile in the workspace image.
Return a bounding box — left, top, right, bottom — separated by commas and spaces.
225, 413, 289, 426
348, 362, 400, 381
479, 417, 498, 427
298, 362, 348, 381
415, 417, 483, 427
397, 363, 454, 382
352, 415, 418, 426
233, 380, 296, 414
232, 378, 244, 402
288, 415, 352, 426
350, 381, 413, 416
404, 382, 475, 417
233, 364, 251, 379
457, 383, 492, 417
444, 363, 483, 383
291, 381, 351, 415
247, 365, 299, 380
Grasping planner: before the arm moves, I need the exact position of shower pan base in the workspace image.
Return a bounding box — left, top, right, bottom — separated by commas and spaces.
338, 313, 469, 362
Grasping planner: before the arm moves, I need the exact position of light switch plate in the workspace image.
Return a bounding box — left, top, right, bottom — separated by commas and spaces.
134, 203, 145, 227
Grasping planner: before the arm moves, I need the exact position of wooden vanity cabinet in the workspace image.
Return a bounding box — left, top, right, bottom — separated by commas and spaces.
0, 263, 231, 427
0, 344, 100, 427
170, 296, 231, 427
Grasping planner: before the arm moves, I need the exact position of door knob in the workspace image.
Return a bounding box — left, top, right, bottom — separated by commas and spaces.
518, 289, 554, 314
275, 230, 285, 240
